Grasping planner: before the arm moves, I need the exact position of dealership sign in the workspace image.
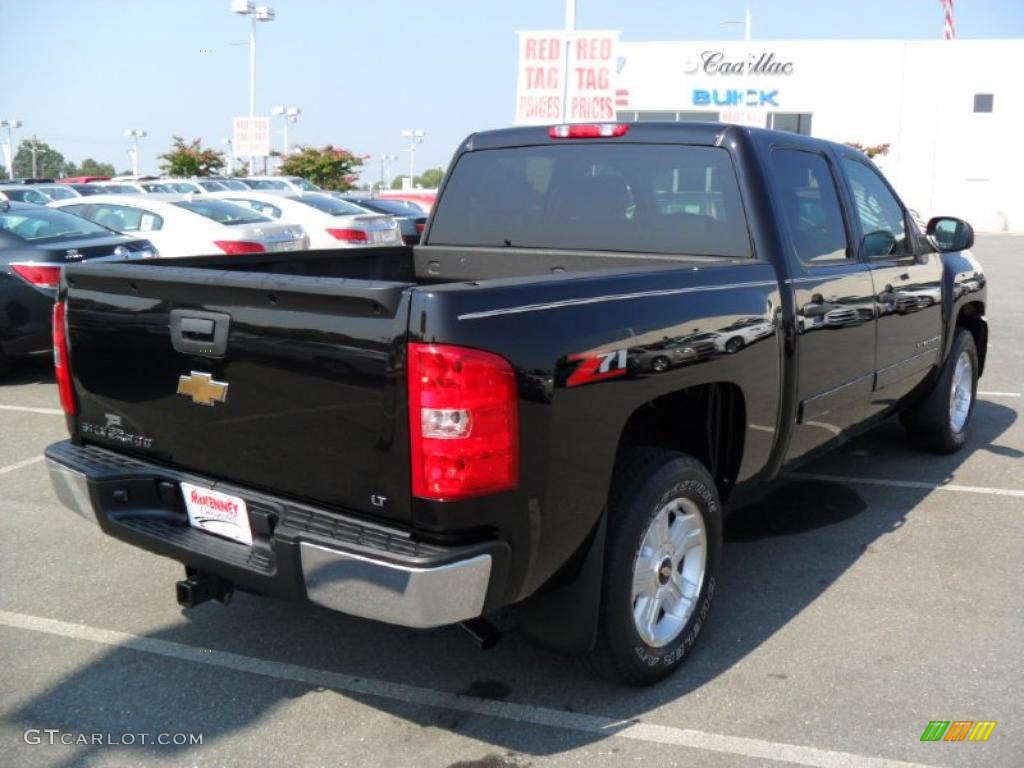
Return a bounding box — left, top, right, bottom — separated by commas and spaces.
683, 50, 795, 76
693, 89, 779, 107
515, 30, 620, 124
232, 117, 271, 157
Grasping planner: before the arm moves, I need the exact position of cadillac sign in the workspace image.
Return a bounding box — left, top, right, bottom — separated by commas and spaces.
683, 50, 795, 76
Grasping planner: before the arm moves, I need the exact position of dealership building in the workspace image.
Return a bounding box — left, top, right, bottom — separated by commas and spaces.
613, 38, 1024, 232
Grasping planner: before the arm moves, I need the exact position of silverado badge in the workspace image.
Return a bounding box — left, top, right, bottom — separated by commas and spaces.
177, 372, 229, 406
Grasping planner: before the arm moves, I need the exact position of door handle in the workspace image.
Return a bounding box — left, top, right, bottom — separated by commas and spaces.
170, 309, 230, 356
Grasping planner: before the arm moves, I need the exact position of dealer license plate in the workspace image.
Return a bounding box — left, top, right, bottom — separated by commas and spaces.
181, 482, 252, 546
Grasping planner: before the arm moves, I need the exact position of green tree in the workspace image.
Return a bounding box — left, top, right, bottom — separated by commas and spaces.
278, 145, 365, 191
158, 136, 226, 177
415, 167, 444, 189
390, 174, 409, 190
78, 158, 117, 177
13, 138, 69, 178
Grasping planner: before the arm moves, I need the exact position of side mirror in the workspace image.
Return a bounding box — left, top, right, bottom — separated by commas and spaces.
860, 229, 897, 258
926, 216, 974, 252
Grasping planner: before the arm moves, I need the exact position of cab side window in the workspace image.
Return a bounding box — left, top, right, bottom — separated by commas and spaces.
840, 158, 911, 258
770, 149, 849, 265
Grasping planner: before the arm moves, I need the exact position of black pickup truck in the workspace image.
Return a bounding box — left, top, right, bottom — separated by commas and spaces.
45, 122, 987, 685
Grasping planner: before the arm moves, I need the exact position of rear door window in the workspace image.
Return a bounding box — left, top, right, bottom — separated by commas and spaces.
769, 149, 850, 265
428, 144, 751, 257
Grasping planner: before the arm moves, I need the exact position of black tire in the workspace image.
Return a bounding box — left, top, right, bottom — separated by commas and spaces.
901, 328, 978, 454
587, 448, 722, 686
724, 337, 744, 354
0, 350, 10, 381
650, 356, 670, 374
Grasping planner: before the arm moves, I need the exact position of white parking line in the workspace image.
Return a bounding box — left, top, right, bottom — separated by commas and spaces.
0, 404, 63, 415
791, 472, 1024, 499
0, 609, 938, 768
0, 456, 44, 476
978, 390, 1021, 397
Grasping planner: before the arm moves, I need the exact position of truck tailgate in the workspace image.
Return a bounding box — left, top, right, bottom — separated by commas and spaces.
62, 262, 413, 523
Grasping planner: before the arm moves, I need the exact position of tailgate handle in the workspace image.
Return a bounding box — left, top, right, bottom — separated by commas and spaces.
180, 317, 215, 339
170, 310, 230, 357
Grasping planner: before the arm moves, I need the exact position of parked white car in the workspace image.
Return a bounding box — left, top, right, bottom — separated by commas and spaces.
49, 194, 309, 257
208, 190, 401, 249
242, 175, 320, 193
711, 317, 775, 354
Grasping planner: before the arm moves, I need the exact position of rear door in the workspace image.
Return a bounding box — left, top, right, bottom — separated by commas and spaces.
836, 154, 944, 411
768, 147, 878, 464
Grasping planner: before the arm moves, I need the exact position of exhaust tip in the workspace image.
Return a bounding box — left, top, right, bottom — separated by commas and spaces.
460, 617, 501, 650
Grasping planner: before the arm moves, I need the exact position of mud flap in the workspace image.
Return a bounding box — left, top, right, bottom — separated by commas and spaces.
520, 512, 606, 653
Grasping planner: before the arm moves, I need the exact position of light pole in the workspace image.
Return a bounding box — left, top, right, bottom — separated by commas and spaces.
124, 129, 147, 177
723, 2, 752, 43
271, 106, 300, 166
222, 137, 234, 175
0, 119, 22, 179
231, 1, 275, 175
400, 130, 425, 190
377, 153, 397, 193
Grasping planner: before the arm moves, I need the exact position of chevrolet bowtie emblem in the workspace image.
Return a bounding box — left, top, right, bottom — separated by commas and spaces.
177, 371, 229, 406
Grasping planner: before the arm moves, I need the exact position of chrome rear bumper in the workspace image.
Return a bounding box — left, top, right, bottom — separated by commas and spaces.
45, 448, 497, 629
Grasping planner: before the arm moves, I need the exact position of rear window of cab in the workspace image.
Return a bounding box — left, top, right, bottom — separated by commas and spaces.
428, 144, 751, 258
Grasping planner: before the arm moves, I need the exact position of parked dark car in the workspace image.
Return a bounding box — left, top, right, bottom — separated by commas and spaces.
45, 123, 986, 685
0, 201, 156, 376
66, 184, 106, 197
338, 196, 427, 244
0, 185, 52, 204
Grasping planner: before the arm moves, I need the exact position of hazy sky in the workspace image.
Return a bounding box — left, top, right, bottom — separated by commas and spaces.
2, 0, 1022, 181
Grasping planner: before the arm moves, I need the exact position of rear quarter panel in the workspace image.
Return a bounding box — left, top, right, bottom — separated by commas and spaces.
410, 262, 783, 599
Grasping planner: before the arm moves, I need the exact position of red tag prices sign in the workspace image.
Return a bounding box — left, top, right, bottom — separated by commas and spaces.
515, 31, 619, 124
566, 32, 618, 122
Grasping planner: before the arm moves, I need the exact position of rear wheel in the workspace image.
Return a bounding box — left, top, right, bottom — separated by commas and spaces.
0, 350, 10, 380
587, 449, 722, 685
724, 337, 744, 354
901, 329, 978, 454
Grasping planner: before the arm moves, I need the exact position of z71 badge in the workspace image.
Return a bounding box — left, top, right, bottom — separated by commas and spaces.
566, 348, 628, 388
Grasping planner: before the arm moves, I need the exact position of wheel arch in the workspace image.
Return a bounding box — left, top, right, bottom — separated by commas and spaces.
955, 300, 987, 376
613, 382, 747, 503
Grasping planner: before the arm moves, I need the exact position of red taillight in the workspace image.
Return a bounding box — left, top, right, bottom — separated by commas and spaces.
214, 240, 266, 254
415, 222, 425, 233
326, 228, 369, 243
52, 301, 76, 415
11, 263, 62, 289
407, 343, 518, 501
548, 123, 629, 139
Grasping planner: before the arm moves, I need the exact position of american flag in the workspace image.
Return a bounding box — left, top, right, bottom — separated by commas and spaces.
940, 0, 955, 40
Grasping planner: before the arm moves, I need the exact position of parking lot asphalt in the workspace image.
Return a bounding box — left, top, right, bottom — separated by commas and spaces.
1, 235, 1021, 768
